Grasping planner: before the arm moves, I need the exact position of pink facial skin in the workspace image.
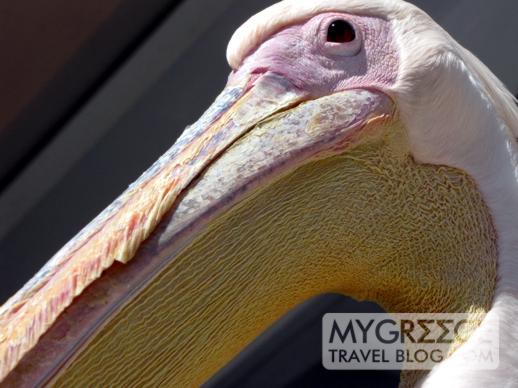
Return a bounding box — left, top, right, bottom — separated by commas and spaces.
229, 13, 399, 98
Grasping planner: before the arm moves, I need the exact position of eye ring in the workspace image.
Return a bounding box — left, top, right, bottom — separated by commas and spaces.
324, 19, 362, 57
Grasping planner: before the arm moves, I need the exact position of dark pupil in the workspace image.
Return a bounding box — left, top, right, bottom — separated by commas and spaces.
327, 20, 356, 43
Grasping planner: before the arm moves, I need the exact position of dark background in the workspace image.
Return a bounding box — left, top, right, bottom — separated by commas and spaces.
0, 1, 517, 387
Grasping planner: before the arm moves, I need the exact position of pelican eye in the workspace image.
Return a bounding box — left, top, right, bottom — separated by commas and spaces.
324, 19, 362, 56
327, 19, 356, 43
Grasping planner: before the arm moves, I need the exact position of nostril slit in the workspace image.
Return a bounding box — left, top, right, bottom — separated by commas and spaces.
251, 67, 269, 75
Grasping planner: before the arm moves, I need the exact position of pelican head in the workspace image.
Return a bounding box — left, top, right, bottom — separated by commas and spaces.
2, 0, 518, 387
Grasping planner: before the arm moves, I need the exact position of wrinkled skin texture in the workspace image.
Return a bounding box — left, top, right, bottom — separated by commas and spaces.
230, 13, 398, 96
50, 121, 496, 388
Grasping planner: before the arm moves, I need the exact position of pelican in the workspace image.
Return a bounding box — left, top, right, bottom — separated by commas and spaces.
1, 0, 518, 386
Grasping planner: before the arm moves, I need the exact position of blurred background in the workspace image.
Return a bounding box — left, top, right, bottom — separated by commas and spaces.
0, 0, 517, 387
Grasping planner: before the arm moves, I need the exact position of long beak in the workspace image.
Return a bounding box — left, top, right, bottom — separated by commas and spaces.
1, 72, 394, 384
